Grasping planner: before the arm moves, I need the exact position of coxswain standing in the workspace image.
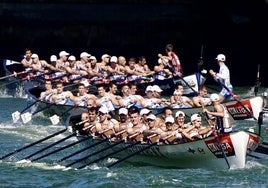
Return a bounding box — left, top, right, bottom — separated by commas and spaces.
209, 54, 233, 102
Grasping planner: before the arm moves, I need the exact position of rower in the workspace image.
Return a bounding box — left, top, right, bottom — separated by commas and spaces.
95, 106, 118, 138
74, 83, 97, 107
171, 90, 193, 108
192, 85, 211, 107
51, 81, 75, 105
182, 114, 212, 141
126, 106, 148, 142
203, 93, 232, 133
39, 80, 55, 102
112, 107, 129, 141
82, 106, 99, 135
21, 48, 33, 72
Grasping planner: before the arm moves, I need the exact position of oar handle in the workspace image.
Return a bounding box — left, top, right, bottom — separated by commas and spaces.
0, 71, 25, 80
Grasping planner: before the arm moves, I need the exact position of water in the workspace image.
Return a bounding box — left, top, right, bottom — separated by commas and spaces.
0, 87, 268, 188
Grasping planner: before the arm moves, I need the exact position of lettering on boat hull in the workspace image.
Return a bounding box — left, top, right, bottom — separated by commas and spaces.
205, 134, 235, 158
226, 100, 252, 119
247, 134, 260, 152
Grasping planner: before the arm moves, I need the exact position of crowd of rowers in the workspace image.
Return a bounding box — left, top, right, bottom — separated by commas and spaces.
75, 105, 217, 145
39, 79, 231, 144
39, 79, 211, 110
20, 46, 181, 85
20, 48, 232, 143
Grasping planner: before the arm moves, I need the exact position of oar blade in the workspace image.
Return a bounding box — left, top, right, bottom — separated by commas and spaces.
50, 115, 60, 125
12, 111, 21, 123
21, 112, 32, 124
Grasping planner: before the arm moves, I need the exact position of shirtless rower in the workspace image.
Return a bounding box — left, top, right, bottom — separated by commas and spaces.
192, 85, 211, 107
126, 106, 148, 142
95, 106, 118, 138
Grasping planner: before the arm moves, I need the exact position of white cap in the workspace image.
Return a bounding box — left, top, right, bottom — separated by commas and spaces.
165, 116, 175, 123
80, 80, 90, 87
80, 52, 91, 58
147, 114, 156, 120
59, 51, 69, 57
152, 85, 163, 92
110, 56, 118, 63
140, 108, 151, 116
101, 54, 110, 60
173, 90, 182, 95
145, 85, 153, 93
68, 55, 76, 61
191, 114, 201, 122
175, 111, 185, 118
89, 56, 96, 60
50, 55, 57, 62
119, 107, 128, 115
210, 93, 220, 102
31, 53, 39, 58
99, 106, 108, 114
215, 54, 226, 61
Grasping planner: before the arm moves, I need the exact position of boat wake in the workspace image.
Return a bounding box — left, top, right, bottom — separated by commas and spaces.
15, 160, 67, 170
245, 160, 265, 169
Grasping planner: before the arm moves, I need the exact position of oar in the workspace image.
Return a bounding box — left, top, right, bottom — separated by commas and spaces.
0, 78, 22, 88
107, 142, 158, 168
247, 153, 261, 159
57, 138, 109, 163
23, 132, 77, 160
213, 77, 256, 120
77, 141, 141, 169
0, 72, 43, 88
178, 76, 198, 96
202, 110, 230, 169
49, 105, 77, 125
65, 139, 125, 168
31, 135, 92, 162
0, 128, 67, 160
20, 103, 54, 124
254, 64, 261, 96
0, 71, 25, 80
254, 145, 268, 155
12, 100, 41, 123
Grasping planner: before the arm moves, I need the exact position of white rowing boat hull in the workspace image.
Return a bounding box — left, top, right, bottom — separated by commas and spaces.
150, 96, 264, 122
76, 131, 261, 169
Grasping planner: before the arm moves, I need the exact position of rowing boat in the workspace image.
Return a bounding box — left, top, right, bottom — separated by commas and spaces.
3, 59, 206, 97
67, 114, 263, 169
23, 84, 265, 124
